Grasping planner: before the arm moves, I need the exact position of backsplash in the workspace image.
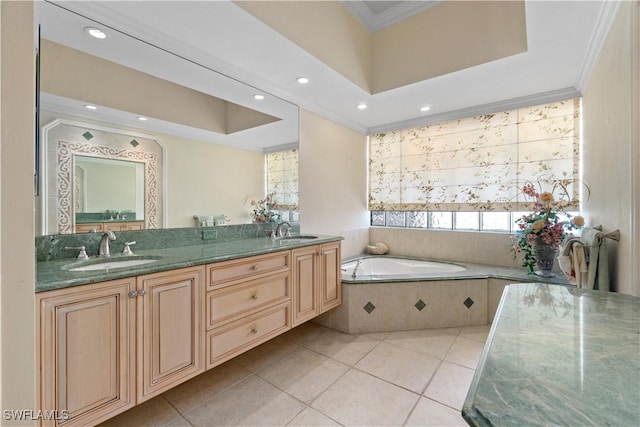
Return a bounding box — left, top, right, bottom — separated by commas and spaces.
36, 222, 300, 262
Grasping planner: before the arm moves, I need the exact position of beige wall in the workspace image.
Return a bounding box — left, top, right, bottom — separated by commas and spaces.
236, 1, 372, 92
0, 0, 36, 423
582, 1, 639, 296
372, 1, 527, 93
298, 109, 369, 258
164, 134, 264, 227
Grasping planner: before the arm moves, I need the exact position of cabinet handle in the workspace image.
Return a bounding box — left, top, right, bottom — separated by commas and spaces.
138, 289, 147, 297
250, 265, 258, 271
250, 326, 258, 334
251, 291, 258, 300
128, 291, 138, 298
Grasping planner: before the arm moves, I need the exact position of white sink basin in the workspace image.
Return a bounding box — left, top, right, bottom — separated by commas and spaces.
64, 257, 160, 272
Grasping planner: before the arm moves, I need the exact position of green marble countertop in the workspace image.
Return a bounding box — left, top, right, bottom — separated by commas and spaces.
36, 234, 343, 293
463, 283, 640, 426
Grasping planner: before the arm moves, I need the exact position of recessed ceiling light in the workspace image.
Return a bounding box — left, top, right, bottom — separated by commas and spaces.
137, 117, 148, 121
84, 104, 97, 110
357, 103, 368, 110
253, 94, 265, 100
420, 105, 432, 112
84, 27, 107, 40
296, 77, 309, 84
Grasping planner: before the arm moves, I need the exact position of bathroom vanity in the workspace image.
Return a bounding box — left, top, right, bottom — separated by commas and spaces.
35, 234, 342, 427
462, 283, 640, 426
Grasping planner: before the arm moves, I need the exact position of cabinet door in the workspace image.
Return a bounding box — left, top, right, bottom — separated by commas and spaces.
137, 266, 205, 402
74, 222, 103, 233
291, 246, 320, 326
36, 278, 136, 427
319, 242, 342, 312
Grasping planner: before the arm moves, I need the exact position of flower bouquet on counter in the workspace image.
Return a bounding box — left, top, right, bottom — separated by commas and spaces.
249, 192, 280, 223
511, 180, 587, 275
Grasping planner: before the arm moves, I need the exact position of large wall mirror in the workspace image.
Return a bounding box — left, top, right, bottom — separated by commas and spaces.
35, 1, 299, 236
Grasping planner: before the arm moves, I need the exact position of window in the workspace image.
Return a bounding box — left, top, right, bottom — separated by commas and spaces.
265, 148, 299, 210
368, 99, 581, 212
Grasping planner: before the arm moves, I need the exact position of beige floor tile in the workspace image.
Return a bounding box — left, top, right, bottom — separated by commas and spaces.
96, 396, 181, 427
445, 336, 485, 370
302, 328, 380, 365
162, 360, 252, 414
285, 322, 329, 345
424, 361, 475, 410
384, 329, 456, 359
286, 407, 341, 426
232, 333, 300, 372
164, 416, 193, 427
355, 341, 441, 393
459, 324, 491, 343
405, 397, 468, 426
312, 369, 419, 426
258, 347, 349, 403
183, 375, 304, 426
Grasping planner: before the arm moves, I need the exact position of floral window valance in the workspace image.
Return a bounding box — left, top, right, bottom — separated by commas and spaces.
266, 148, 299, 210
369, 99, 581, 212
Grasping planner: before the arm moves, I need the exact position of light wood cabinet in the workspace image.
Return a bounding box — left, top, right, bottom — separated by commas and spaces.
36, 266, 205, 426
36, 242, 341, 426
36, 278, 136, 427
319, 241, 342, 312
74, 221, 144, 233
291, 246, 320, 326
136, 266, 205, 402
205, 253, 291, 369
291, 242, 342, 327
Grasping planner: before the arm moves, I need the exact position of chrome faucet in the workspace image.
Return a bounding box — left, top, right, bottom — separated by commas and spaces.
275, 221, 292, 237
351, 260, 362, 279
99, 231, 116, 257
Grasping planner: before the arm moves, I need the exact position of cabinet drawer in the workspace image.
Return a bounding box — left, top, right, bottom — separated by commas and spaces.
207, 252, 290, 290
207, 303, 290, 368
207, 271, 290, 329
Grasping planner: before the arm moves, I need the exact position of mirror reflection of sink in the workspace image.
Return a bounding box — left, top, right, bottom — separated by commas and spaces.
278, 235, 318, 242
63, 256, 161, 272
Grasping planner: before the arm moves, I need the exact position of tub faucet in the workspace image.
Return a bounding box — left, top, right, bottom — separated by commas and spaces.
275, 221, 292, 237
99, 231, 116, 257
351, 260, 362, 279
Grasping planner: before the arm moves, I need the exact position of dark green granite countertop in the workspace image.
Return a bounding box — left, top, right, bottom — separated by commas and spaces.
463, 283, 640, 426
36, 234, 343, 293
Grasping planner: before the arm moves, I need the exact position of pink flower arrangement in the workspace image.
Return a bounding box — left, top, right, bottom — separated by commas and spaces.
512, 181, 586, 274
249, 193, 280, 223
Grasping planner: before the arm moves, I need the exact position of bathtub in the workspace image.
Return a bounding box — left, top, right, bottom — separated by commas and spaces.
319, 255, 494, 334
341, 256, 466, 282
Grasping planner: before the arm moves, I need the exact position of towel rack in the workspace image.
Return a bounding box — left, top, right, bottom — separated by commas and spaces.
592, 225, 620, 242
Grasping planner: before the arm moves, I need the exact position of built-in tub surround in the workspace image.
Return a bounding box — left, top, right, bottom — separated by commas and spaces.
314, 255, 569, 334
369, 227, 560, 273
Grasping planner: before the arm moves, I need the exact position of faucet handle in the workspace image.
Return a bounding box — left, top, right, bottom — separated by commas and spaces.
122, 241, 136, 255
65, 246, 89, 260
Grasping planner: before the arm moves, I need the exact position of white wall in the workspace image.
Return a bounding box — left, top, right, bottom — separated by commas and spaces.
298, 109, 369, 258
582, 1, 639, 296
0, 1, 36, 422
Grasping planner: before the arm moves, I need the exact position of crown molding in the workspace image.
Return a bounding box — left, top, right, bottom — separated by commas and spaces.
576, 0, 622, 92
366, 87, 581, 135
342, 1, 442, 32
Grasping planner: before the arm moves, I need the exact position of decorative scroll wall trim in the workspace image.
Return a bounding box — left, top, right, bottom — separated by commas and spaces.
57, 141, 158, 234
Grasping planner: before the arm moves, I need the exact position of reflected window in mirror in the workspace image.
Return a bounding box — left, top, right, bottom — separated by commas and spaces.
266, 147, 299, 223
